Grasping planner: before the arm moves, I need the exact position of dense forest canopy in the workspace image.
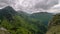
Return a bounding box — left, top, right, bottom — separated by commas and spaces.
0, 6, 53, 34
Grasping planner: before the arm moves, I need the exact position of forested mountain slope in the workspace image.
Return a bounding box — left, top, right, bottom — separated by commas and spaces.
29, 12, 53, 25
0, 6, 53, 34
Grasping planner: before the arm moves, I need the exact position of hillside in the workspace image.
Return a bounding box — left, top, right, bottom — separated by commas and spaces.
0, 6, 50, 34
46, 13, 60, 34
29, 12, 53, 25
0, 6, 54, 34
17, 11, 53, 26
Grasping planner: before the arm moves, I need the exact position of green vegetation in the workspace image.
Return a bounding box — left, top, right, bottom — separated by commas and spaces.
46, 14, 60, 34
0, 6, 53, 34
29, 12, 53, 26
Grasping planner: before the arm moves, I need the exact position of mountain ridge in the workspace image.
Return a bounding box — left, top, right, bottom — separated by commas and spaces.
0, 6, 53, 34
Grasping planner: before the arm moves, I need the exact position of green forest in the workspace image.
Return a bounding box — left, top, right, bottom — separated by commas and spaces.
0, 6, 60, 34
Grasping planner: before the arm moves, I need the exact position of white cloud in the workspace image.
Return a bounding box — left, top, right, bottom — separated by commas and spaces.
0, 0, 59, 13
47, 9, 60, 13
47, 0, 60, 14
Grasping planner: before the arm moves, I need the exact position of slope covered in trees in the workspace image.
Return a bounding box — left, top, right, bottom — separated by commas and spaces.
0, 6, 53, 34
29, 12, 53, 26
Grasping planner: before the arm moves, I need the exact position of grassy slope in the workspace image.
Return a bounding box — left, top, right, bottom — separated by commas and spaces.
46, 14, 60, 34
46, 25, 60, 34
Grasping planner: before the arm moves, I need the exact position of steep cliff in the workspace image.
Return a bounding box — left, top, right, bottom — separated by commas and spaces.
46, 14, 60, 34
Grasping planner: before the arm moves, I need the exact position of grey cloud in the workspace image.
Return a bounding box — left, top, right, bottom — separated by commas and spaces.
0, 0, 59, 11
34, 0, 59, 10
0, 0, 10, 8
0, 0, 15, 8
0, 0, 11, 5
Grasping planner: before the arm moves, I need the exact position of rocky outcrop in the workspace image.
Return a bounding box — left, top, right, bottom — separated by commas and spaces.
0, 27, 10, 34
46, 14, 60, 34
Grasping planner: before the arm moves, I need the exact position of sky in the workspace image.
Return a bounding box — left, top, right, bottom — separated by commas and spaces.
0, 0, 60, 14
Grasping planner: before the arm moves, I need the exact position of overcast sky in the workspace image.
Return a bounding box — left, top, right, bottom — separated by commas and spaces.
0, 0, 60, 13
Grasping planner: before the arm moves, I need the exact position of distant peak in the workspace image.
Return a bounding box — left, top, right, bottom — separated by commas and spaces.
0, 6, 17, 15
3, 6, 13, 9
32, 12, 50, 14
1, 6, 16, 12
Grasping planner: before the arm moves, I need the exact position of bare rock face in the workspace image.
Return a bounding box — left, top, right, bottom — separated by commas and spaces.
46, 14, 60, 34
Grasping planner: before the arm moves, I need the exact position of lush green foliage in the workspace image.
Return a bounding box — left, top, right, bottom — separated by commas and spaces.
46, 14, 60, 34
29, 12, 53, 26
0, 6, 53, 34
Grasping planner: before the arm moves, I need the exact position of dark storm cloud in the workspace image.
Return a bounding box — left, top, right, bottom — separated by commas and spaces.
34, 0, 59, 10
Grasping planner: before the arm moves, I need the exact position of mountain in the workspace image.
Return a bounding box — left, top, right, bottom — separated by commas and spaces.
0, 6, 17, 22
0, 6, 17, 15
17, 11, 29, 18
17, 11, 53, 26
29, 12, 53, 25
0, 6, 48, 34
46, 13, 60, 34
